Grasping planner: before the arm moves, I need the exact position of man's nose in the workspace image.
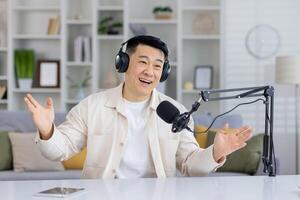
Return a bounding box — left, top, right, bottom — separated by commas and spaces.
144, 65, 154, 76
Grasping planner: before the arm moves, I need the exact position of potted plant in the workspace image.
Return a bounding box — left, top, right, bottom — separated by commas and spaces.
152, 6, 173, 20
67, 71, 91, 100
98, 16, 123, 35
14, 49, 35, 90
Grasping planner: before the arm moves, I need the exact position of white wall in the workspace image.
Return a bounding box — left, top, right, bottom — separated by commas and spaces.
223, 0, 300, 174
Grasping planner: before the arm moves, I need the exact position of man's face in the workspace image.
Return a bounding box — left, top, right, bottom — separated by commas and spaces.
124, 44, 165, 100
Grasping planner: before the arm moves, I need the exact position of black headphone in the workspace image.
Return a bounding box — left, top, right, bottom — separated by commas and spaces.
115, 36, 171, 82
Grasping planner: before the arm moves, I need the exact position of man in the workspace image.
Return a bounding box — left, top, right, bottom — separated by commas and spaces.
24, 35, 252, 179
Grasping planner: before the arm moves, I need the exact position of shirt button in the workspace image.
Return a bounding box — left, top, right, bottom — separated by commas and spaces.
112, 169, 116, 174
120, 142, 124, 147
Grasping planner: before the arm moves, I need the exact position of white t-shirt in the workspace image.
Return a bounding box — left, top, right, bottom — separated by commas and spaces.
116, 98, 156, 179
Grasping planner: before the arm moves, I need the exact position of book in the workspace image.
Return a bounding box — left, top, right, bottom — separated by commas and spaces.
52, 15, 60, 35
0, 85, 6, 99
83, 37, 91, 62
47, 15, 60, 35
74, 36, 83, 62
47, 18, 54, 35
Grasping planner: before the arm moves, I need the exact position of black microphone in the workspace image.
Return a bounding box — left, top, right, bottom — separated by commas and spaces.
156, 101, 191, 133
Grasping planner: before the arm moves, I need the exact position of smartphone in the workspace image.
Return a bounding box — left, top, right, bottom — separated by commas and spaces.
33, 187, 85, 198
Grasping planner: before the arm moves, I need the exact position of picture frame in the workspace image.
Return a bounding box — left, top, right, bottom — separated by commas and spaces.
37, 60, 60, 88
194, 65, 213, 89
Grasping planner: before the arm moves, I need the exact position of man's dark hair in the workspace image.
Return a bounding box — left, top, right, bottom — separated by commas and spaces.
125, 35, 169, 60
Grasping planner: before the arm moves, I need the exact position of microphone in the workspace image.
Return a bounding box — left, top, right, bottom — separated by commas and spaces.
156, 101, 191, 133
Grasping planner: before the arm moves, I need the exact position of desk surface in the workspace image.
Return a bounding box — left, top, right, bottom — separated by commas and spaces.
1, 175, 300, 200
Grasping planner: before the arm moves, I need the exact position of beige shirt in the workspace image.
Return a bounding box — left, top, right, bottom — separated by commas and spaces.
36, 83, 224, 179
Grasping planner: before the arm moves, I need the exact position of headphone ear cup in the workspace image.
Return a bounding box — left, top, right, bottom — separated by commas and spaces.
160, 62, 171, 82
115, 51, 129, 73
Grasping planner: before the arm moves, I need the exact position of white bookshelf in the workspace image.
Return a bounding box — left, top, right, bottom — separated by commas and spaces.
5, 0, 223, 113
129, 19, 177, 25
98, 6, 123, 11
66, 20, 92, 25
178, 0, 222, 115
12, 6, 60, 11
97, 35, 124, 40
182, 6, 221, 11
13, 35, 61, 40
0, 76, 8, 81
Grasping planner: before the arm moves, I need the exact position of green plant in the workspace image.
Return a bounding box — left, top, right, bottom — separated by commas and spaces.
14, 50, 35, 79
152, 6, 173, 14
98, 16, 123, 35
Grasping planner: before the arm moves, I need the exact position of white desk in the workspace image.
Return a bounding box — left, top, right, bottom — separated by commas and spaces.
1, 175, 300, 200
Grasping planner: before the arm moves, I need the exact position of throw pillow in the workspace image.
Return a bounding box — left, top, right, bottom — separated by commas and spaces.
194, 125, 236, 148
62, 147, 87, 169
8, 132, 65, 172
206, 131, 263, 175
0, 132, 13, 170
194, 125, 209, 148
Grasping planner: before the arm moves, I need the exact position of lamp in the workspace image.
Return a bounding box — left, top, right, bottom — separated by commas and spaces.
275, 56, 300, 174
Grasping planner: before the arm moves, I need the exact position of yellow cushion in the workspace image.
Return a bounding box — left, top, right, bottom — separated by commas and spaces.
194, 125, 237, 148
194, 125, 210, 148
62, 148, 87, 169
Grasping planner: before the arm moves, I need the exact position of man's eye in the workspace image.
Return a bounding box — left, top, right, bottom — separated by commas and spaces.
155, 65, 162, 69
139, 61, 147, 64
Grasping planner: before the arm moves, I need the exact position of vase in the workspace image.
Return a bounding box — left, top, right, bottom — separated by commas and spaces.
18, 79, 32, 90
75, 87, 86, 101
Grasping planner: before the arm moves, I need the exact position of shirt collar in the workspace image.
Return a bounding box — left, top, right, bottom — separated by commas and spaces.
105, 82, 159, 115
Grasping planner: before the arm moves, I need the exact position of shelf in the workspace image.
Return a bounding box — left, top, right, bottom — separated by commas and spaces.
130, 19, 177, 25
0, 47, 7, 52
0, 76, 7, 81
0, 100, 8, 104
182, 6, 220, 11
13, 6, 60, 11
66, 20, 92, 25
182, 35, 220, 40
66, 62, 92, 67
66, 99, 80, 104
13, 88, 61, 93
98, 6, 123, 11
13, 35, 61, 40
97, 35, 124, 40
182, 89, 201, 94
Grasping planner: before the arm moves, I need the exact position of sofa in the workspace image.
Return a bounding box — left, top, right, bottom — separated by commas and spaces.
0, 111, 269, 181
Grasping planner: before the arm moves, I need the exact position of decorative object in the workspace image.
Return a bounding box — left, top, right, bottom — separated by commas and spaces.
192, 12, 215, 34
152, 6, 173, 20
129, 24, 147, 36
245, 24, 281, 59
14, 50, 35, 90
37, 60, 60, 88
67, 70, 91, 100
275, 56, 300, 174
98, 16, 123, 35
194, 65, 213, 89
184, 81, 193, 91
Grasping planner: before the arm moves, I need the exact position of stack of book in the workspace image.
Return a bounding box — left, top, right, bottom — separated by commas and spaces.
47, 15, 60, 35
74, 36, 91, 62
